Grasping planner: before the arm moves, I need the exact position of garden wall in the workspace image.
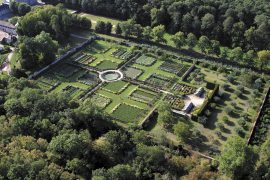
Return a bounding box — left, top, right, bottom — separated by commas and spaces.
248, 87, 270, 145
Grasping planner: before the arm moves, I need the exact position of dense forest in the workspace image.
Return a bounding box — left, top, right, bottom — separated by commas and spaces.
42, 0, 270, 51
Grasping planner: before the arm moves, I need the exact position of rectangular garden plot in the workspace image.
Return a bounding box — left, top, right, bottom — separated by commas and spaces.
102, 81, 129, 94
95, 60, 119, 70
130, 88, 158, 104
123, 67, 143, 79
172, 83, 196, 95
159, 61, 189, 76
78, 71, 100, 87
164, 95, 185, 111
91, 94, 111, 109
53, 64, 80, 78
145, 74, 171, 89
63, 85, 84, 99
111, 103, 145, 123
135, 55, 156, 66
73, 54, 97, 65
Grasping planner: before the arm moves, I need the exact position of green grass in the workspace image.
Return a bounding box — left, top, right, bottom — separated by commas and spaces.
111, 103, 145, 123
79, 12, 122, 31
123, 67, 143, 79
91, 94, 111, 109
95, 60, 119, 70
103, 81, 129, 94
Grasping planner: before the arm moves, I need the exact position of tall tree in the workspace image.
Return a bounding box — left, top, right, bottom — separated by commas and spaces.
219, 136, 258, 179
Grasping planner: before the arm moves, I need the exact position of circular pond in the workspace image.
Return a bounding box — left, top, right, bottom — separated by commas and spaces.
99, 70, 123, 82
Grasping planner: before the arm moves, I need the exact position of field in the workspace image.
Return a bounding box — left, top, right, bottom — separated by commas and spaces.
111, 103, 145, 123
34, 36, 267, 155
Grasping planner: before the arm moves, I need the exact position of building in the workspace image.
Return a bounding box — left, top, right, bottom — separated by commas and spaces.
182, 102, 194, 113
0, 4, 12, 20
4, 0, 38, 6
0, 20, 16, 35
194, 87, 204, 97
0, 30, 12, 43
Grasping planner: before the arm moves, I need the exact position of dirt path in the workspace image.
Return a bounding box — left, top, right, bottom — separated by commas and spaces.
1, 48, 14, 74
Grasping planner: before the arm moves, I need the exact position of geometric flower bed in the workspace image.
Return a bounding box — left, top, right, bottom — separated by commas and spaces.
164, 95, 185, 111
102, 81, 129, 94
91, 94, 111, 109
171, 83, 196, 95
159, 61, 183, 74
78, 72, 100, 86
135, 55, 156, 66
159, 61, 190, 77
111, 103, 145, 123
95, 60, 119, 70
112, 49, 126, 58
73, 54, 97, 65
130, 88, 157, 104
145, 74, 171, 89
123, 67, 143, 79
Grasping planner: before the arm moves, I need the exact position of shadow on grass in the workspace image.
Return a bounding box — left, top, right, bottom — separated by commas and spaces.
225, 86, 234, 93
204, 108, 223, 130
221, 127, 231, 134
239, 94, 249, 100
226, 120, 235, 126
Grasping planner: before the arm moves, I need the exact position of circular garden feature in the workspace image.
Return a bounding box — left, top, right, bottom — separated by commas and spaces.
99, 70, 123, 82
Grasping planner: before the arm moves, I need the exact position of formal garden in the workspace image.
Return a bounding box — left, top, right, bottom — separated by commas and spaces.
34, 38, 268, 155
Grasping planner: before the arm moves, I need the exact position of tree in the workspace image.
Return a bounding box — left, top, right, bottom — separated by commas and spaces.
19, 31, 59, 70
142, 26, 152, 40
157, 103, 175, 129
219, 136, 258, 179
201, 13, 215, 34
115, 23, 122, 35
186, 33, 197, 49
257, 50, 270, 70
171, 31, 186, 48
210, 40, 221, 56
198, 36, 211, 53
230, 47, 243, 62
173, 122, 191, 143
255, 136, 270, 179
95, 21, 106, 33
151, 25, 165, 43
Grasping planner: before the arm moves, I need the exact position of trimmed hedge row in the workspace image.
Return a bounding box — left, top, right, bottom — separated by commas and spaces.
192, 84, 219, 120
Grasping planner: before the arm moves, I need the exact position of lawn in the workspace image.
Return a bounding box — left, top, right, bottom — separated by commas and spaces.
102, 81, 129, 94
111, 103, 145, 123
95, 60, 119, 70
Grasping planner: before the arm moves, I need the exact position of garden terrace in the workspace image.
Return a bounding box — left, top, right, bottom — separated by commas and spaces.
159, 61, 190, 77
130, 88, 159, 104
102, 80, 129, 94
145, 74, 172, 90
111, 103, 145, 123
123, 67, 143, 79
135, 54, 156, 66
90, 94, 111, 109
95, 60, 119, 70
